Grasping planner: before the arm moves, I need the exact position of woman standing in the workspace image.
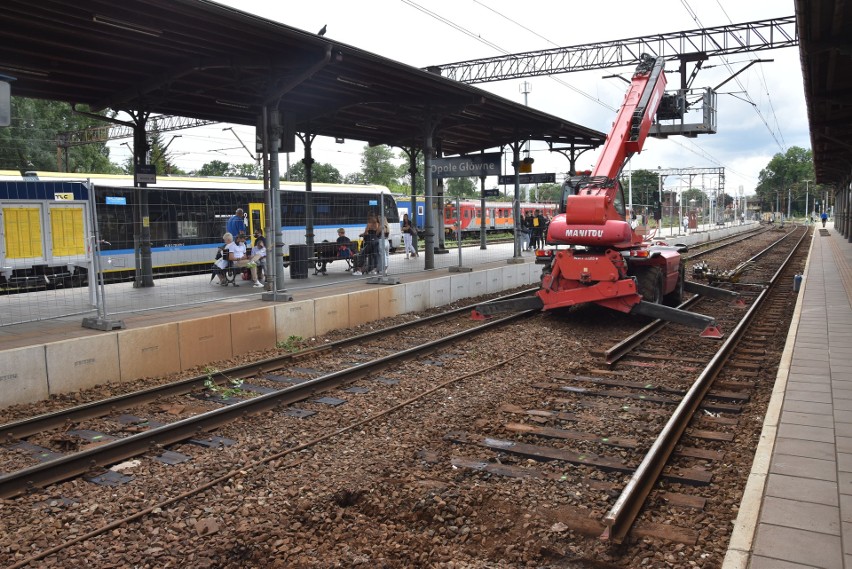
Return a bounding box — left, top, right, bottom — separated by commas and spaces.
401, 213, 418, 258
353, 214, 380, 276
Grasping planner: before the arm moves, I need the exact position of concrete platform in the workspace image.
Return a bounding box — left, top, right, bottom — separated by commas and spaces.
725, 223, 852, 569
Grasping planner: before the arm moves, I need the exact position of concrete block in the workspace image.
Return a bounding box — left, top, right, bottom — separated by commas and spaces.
276, 299, 316, 342
46, 334, 120, 395
429, 276, 452, 308
231, 306, 276, 355
450, 273, 470, 303
502, 264, 518, 291
486, 268, 503, 294
315, 294, 349, 336
405, 280, 429, 313
378, 285, 406, 319
349, 289, 380, 328
178, 314, 232, 371
0, 346, 48, 408
517, 262, 532, 286
469, 271, 487, 298
118, 323, 180, 382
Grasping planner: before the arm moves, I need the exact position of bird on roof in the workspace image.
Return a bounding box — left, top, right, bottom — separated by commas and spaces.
317, 24, 327, 36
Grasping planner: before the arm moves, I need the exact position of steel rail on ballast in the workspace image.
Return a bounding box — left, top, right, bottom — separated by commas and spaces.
0, 288, 535, 443
600, 225, 809, 543
0, 308, 537, 499
683, 225, 768, 260
604, 224, 801, 366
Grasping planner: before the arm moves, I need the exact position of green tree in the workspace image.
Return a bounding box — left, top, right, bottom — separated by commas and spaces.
285, 161, 342, 183
529, 183, 562, 203
755, 146, 815, 212
619, 169, 660, 206
0, 97, 121, 173
343, 171, 368, 185
148, 131, 186, 176
232, 163, 261, 179
359, 145, 402, 189
197, 160, 231, 177
681, 188, 706, 209
446, 177, 477, 197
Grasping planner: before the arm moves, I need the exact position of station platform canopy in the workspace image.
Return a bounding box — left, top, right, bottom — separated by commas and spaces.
796, 0, 852, 188
0, 0, 604, 158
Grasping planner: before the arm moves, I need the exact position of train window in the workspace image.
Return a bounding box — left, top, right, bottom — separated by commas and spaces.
314, 196, 333, 224
383, 194, 399, 222
176, 221, 199, 238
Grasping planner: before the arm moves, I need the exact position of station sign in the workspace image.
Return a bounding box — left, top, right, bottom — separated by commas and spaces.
482, 189, 501, 197
497, 173, 556, 185
431, 152, 501, 179
136, 164, 157, 184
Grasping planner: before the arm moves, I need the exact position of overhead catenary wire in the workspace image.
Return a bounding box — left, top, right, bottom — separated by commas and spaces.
399, 0, 616, 111
681, 0, 786, 152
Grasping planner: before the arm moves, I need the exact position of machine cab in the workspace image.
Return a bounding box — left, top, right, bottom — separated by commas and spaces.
560, 175, 627, 221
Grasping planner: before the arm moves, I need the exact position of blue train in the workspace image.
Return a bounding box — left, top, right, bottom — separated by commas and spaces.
0, 171, 398, 289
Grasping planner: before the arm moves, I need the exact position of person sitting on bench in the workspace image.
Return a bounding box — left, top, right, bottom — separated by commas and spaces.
215, 232, 250, 286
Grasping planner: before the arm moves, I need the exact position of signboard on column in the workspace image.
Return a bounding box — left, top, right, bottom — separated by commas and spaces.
431, 153, 501, 178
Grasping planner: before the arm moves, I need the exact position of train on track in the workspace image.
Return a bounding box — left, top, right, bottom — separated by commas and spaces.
0, 171, 399, 289
395, 196, 558, 237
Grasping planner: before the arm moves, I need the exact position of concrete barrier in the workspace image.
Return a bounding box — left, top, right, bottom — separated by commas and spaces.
178, 313, 232, 371
0, 346, 49, 406
46, 334, 120, 394
1, 225, 761, 409
118, 323, 181, 382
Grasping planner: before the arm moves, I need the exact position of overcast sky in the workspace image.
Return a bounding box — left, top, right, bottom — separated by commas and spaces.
111, 0, 802, 197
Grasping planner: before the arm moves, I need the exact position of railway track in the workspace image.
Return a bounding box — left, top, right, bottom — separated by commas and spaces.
444, 225, 808, 550
0, 226, 810, 568
0, 294, 539, 499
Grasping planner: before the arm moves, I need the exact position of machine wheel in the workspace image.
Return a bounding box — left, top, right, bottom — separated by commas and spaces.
663, 264, 685, 307
635, 266, 663, 304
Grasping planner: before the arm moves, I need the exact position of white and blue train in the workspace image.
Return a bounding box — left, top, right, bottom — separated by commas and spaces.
0, 171, 399, 288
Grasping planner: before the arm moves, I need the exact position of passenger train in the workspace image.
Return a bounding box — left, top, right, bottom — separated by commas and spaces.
0, 171, 399, 288
395, 196, 558, 237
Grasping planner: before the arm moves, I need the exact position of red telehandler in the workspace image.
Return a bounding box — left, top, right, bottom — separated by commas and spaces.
475, 54, 735, 336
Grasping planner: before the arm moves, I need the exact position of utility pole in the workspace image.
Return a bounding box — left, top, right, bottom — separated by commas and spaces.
804, 179, 810, 220
788, 187, 792, 219
520, 81, 533, 201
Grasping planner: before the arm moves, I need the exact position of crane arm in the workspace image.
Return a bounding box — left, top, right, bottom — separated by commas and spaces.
592, 54, 667, 181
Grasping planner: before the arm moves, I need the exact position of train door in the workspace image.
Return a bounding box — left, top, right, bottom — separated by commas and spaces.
488, 206, 496, 229
247, 202, 265, 239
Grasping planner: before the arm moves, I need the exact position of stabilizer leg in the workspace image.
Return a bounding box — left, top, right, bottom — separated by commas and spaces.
629, 301, 723, 338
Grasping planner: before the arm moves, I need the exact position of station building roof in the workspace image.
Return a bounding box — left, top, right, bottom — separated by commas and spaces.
0, 0, 604, 158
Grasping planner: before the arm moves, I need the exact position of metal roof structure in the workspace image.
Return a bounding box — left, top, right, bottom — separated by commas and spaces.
797, 0, 852, 188
0, 0, 604, 159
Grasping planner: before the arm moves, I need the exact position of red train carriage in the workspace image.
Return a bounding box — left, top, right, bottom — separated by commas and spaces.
444, 200, 558, 237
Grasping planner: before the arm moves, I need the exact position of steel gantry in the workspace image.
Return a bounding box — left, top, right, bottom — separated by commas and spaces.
432, 16, 797, 84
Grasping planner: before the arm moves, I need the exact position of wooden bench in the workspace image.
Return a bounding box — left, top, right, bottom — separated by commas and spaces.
311, 241, 354, 275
